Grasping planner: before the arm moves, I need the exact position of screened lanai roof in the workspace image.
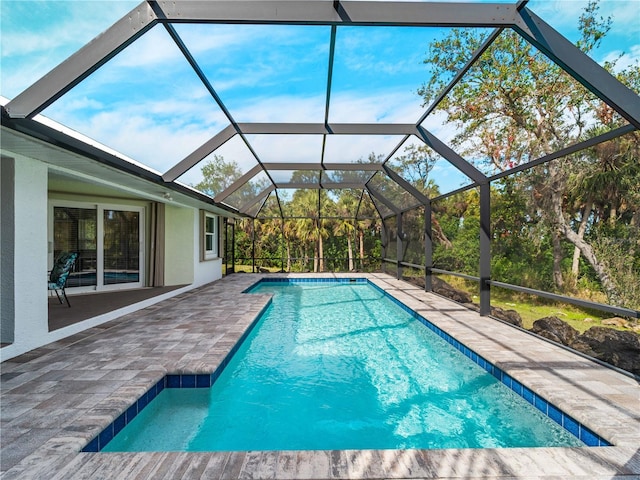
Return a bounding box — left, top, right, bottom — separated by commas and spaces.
2, 0, 639, 220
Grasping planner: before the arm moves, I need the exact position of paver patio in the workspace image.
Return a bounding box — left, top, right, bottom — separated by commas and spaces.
1, 273, 638, 479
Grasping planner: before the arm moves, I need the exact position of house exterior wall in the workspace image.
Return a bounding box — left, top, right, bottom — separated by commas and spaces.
163, 206, 222, 287
4, 156, 49, 355
0, 156, 225, 361
164, 205, 195, 286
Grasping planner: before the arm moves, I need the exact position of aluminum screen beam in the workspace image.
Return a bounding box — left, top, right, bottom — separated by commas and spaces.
323, 163, 384, 171
382, 166, 430, 206
239, 185, 275, 214
488, 124, 637, 183
154, 1, 522, 27
274, 182, 366, 189
514, 7, 640, 129
163, 125, 236, 182
321, 24, 339, 169
213, 164, 263, 203
237, 123, 418, 135
415, 126, 487, 184
366, 185, 400, 215
4, 1, 157, 119
322, 182, 368, 189
479, 182, 491, 315
261, 163, 383, 171
167, 122, 413, 184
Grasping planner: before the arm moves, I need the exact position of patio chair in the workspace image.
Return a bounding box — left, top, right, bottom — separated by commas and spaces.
48, 252, 78, 307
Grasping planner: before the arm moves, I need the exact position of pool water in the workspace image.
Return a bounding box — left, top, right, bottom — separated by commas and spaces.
103, 281, 584, 451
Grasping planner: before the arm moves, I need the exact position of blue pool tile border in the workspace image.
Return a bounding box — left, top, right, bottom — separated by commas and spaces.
243, 276, 367, 293
83, 278, 610, 452
82, 298, 272, 453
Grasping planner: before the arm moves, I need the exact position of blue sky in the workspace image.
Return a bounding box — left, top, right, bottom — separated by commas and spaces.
2, 0, 639, 194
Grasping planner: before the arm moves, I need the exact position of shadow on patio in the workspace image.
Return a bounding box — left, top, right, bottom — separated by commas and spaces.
48, 286, 186, 331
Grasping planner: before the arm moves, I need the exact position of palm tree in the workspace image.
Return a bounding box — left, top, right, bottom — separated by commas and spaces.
292, 190, 321, 272
334, 191, 359, 271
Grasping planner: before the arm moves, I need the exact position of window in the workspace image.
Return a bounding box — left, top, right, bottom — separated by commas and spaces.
202, 211, 218, 260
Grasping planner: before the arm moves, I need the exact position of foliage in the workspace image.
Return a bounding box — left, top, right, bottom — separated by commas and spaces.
194, 155, 243, 197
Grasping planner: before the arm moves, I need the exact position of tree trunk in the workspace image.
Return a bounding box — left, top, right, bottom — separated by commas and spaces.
318, 235, 324, 272
313, 241, 318, 272
552, 231, 565, 289
359, 229, 365, 269
347, 234, 354, 271
609, 205, 617, 228
549, 184, 620, 303
543, 161, 565, 290
571, 199, 593, 279
301, 247, 307, 272
286, 242, 291, 272
432, 216, 452, 248
562, 221, 620, 304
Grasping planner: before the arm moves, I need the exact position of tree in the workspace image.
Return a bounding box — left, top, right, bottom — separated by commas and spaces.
194, 155, 243, 197
334, 191, 358, 271
419, 0, 626, 303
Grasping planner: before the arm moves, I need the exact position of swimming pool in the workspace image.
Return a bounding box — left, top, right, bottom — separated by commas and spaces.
88, 279, 608, 452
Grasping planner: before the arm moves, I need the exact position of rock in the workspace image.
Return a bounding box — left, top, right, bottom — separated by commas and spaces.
530, 316, 579, 346
571, 327, 640, 376
404, 275, 473, 304
601, 317, 629, 328
491, 306, 523, 328
431, 276, 473, 304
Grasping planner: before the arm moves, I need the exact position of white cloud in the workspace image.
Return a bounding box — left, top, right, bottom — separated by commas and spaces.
82, 112, 214, 172
46, 93, 230, 176
108, 26, 184, 69
230, 94, 326, 123
1, 1, 139, 95
329, 91, 424, 123
601, 44, 640, 71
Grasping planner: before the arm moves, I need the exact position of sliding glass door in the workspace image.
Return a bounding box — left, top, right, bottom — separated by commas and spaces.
52, 206, 97, 287
103, 209, 140, 286
50, 202, 144, 291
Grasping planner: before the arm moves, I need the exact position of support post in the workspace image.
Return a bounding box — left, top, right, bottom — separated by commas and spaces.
479, 183, 491, 315
251, 218, 256, 273
397, 212, 403, 280
231, 220, 236, 273
425, 202, 432, 292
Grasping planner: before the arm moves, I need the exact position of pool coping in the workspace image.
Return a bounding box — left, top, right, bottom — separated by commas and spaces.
1, 273, 639, 479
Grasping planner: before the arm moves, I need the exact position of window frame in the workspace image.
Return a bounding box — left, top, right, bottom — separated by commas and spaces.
201, 210, 219, 261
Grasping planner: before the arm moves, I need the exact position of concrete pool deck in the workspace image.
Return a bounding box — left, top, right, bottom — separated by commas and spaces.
1, 273, 638, 479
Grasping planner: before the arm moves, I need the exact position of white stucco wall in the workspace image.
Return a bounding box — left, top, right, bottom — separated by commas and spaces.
163, 206, 223, 287
1, 156, 48, 358
164, 205, 195, 286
